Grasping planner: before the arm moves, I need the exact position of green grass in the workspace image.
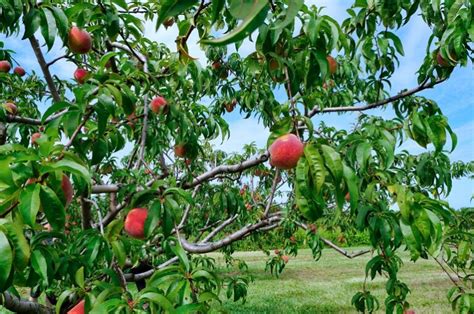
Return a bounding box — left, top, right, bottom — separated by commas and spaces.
0, 248, 454, 313
214, 248, 454, 313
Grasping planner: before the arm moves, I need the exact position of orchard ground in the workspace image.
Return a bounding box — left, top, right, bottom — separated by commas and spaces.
0, 247, 454, 313
216, 248, 452, 313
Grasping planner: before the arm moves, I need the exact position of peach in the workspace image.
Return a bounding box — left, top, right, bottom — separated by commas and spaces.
150, 96, 167, 114
4, 102, 17, 115
0, 60, 11, 73
281, 255, 289, 264
436, 52, 450, 67
31, 132, 42, 145
68, 27, 92, 54
327, 56, 337, 75
61, 175, 73, 208
269, 134, 304, 170
67, 299, 85, 314
174, 144, 186, 158
211, 61, 221, 70
13, 67, 25, 76
124, 208, 148, 239
74, 68, 89, 84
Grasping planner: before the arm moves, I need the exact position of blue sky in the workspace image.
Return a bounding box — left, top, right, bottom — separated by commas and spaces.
1, 1, 472, 208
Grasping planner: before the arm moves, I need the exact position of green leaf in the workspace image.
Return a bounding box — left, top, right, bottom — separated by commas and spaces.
342, 164, 359, 213
202, 1, 269, 46
270, 0, 303, 30
356, 142, 371, 173
40, 7, 57, 50
144, 201, 161, 238
382, 31, 404, 55
171, 242, 190, 272
18, 183, 41, 227
22, 8, 41, 39
49, 6, 68, 40
92, 138, 108, 165
31, 250, 48, 285
164, 187, 194, 205
304, 143, 327, 193
295, 157, 323, 221
396, 184, 413, 222
0, 230, 13, 291
111, 240, 126, 268
42, 101, 70, 123
139, 292, 173, 311
75, 266, 85, 288
320, 145, 343, 184
55, 290, 74, 314
211, 0, 225, 24
156, 0, 199, 29
2, 222, 30, 271
46, 158, 90, 182
39, 185, 66, 231
399, 220, 420, 260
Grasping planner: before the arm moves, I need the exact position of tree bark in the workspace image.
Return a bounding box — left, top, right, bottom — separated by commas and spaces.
1, 292, 53, 314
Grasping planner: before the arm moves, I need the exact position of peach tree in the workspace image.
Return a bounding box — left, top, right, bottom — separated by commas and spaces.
0, 0, 473, 313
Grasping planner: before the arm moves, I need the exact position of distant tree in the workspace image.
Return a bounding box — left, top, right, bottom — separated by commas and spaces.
0, 1, 472, 313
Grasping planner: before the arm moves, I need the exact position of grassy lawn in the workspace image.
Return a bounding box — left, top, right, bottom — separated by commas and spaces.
215, 248, 454, 313
0, 248, 454, 313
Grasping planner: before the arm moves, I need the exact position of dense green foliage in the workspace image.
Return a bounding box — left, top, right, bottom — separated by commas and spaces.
0, 0, 473, 313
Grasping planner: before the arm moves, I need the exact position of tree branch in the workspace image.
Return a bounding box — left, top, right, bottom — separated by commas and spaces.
183, 153, 269, 189
125, 215, 282, 281
307, 78, 446, 117
296, 221, 371, 258
180, 216, 281, 253
1, 291, 53, 314
201, 214, 239, 243
91, 153, 269, 194
46, 54, 67, 67
263, 169, 280, 217
176, 186, 199, 230
320, 238, 371, 259
29, 36, 61, 103
80, 191, 92, 230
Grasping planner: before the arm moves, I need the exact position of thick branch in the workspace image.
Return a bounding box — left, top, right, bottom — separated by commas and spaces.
80, 191, 92, 230
180, 216, 281, 253
5, 109, 66, 126
320, 238, 371, 259
125, 215, 282, 281
1, 292, 53, 314
29, 36, 61, 103
307, 79, 446, 117
91, 153, 269, 194
202, 214, 239, 243
124, 256, 178, 282
183, 153, 269, 189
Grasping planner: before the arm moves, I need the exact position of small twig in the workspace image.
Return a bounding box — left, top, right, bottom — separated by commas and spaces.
306, 78, 446, 117
83, 198, 104, 235
46, 54, 68, 67
176, 186, 199, 230
113, 262, 128, 292
62, 109, 93, 152
432, 254, 463, 290
263, 169, 280, 217
296, 221, 371, 259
